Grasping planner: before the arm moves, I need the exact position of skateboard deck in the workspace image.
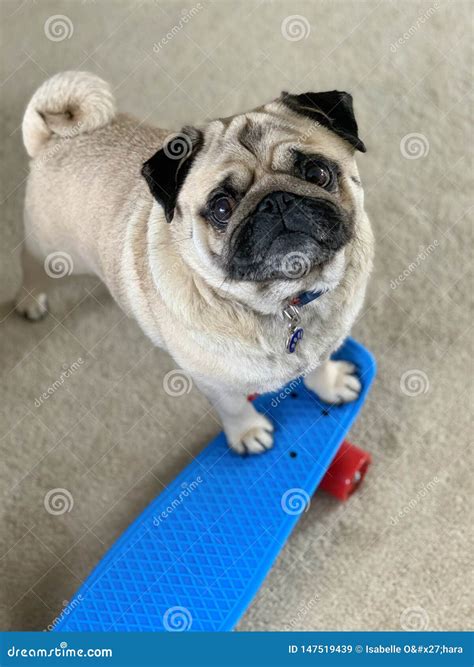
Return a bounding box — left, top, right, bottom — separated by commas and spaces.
54, 337, 376, 632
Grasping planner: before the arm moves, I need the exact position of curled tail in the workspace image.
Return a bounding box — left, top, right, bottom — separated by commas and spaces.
22, 71, 116, 158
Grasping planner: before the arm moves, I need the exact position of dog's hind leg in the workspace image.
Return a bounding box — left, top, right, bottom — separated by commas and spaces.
14, 246, 52, 321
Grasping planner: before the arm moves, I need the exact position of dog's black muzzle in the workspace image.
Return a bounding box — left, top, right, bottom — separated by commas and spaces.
227, 191, 352, 281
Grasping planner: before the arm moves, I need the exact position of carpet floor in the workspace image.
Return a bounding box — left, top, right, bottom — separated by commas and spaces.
0, 0, 472, 631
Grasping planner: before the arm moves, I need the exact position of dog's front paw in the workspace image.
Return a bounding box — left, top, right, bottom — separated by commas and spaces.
15, 293, 48, 321
304, 360, 361, 404
225, 409, 274, 455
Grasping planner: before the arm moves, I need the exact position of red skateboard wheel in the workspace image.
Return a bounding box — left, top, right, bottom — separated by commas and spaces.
320, 440, 371, 501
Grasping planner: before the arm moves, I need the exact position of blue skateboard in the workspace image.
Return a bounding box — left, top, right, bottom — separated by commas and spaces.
54, 337, 376, 632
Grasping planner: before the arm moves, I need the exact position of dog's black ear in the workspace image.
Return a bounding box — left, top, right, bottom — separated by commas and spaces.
281, 90, 366, 153
141, 127, 204, 222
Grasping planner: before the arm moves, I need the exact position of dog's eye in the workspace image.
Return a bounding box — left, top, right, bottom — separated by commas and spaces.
209, 195, 235, 226
303, 161, 333, 189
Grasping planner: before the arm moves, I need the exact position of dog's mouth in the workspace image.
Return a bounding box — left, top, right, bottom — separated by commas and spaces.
225, 191, 352, 282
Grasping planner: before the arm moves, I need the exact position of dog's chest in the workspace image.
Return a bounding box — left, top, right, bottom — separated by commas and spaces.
230, 313, 330, 393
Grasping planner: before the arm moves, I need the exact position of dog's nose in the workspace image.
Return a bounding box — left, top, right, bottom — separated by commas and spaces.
257, 191, 296, 215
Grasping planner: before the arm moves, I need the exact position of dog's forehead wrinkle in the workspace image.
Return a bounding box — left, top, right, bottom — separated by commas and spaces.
239, 114, 295, 144
203, 120, 229, 152
222, 113, 248, 142
237, 118, 263, 157
221, 110, 305, 155
215, 159, 255, 191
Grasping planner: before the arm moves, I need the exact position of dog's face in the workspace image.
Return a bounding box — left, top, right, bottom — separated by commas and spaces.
142, 91, 368, 311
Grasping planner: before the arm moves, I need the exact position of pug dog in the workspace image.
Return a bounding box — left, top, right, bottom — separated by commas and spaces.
17, 71, 373, 454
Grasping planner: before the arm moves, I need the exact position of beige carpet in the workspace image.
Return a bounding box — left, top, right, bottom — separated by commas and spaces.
0, 0, 472, 632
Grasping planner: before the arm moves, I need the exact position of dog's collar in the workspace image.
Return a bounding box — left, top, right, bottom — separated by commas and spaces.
283, 289, 328, 354
289, 288, 327, 307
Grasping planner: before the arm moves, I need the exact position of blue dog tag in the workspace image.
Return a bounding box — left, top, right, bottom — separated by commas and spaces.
286, 326, 304, 353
